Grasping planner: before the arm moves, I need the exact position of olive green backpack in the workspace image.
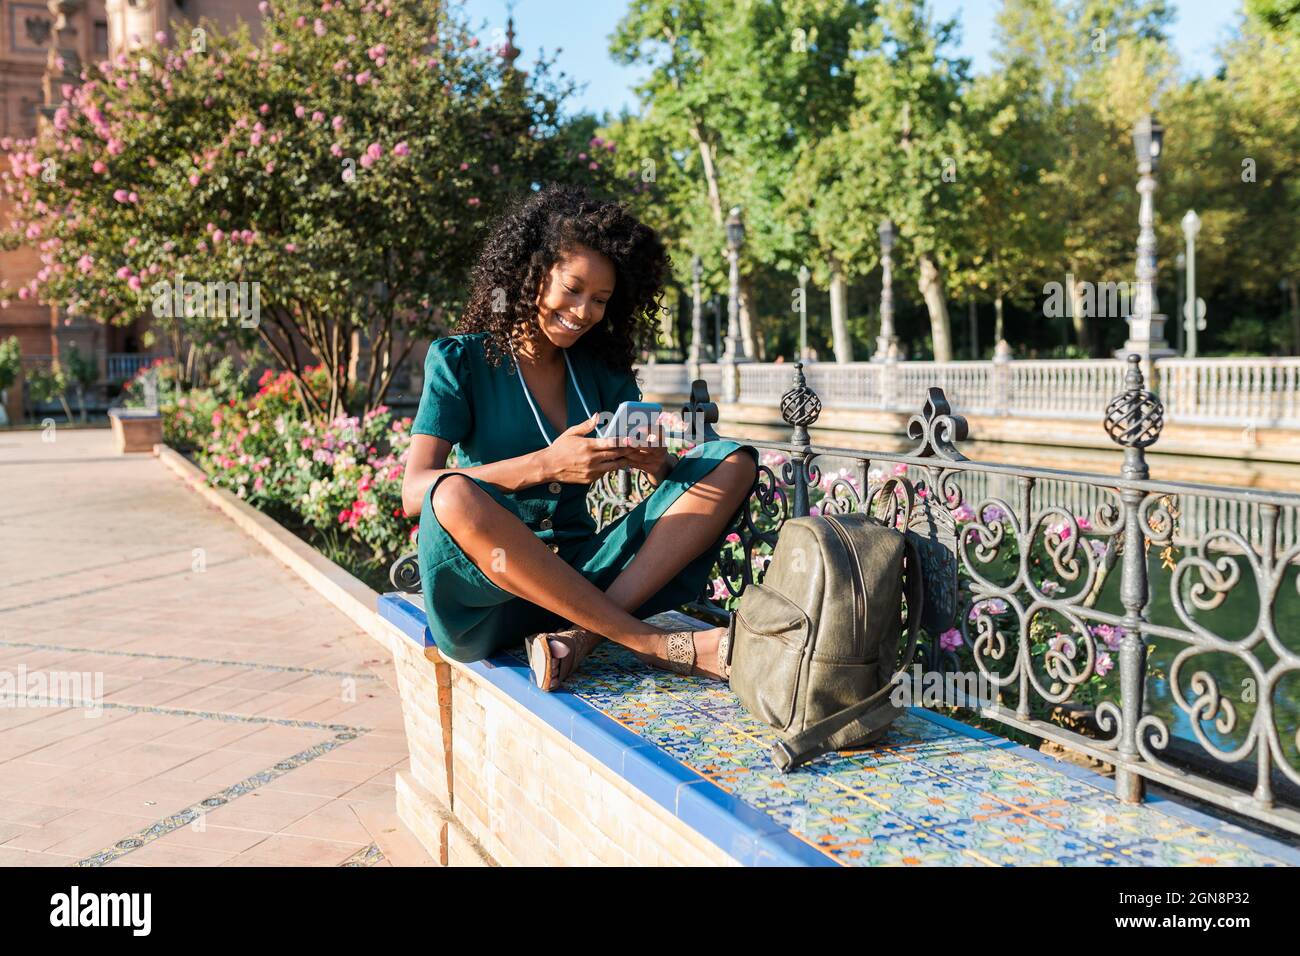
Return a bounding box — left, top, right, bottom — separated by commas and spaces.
723, 509, 923, 772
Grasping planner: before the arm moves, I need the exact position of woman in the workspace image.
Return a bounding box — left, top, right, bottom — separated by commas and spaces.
401, 184, 758, 691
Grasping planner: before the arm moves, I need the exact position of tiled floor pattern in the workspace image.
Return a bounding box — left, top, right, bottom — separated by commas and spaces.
544, 639, 1298, 866
0, 429, 433, 866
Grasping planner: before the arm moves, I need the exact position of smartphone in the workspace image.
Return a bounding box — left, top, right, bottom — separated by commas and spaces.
597, 401, 662, 443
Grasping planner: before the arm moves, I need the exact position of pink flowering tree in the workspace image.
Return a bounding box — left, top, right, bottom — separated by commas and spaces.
0, 0, 616, 419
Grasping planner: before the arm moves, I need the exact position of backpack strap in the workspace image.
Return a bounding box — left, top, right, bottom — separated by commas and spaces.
770, 534, 925, 773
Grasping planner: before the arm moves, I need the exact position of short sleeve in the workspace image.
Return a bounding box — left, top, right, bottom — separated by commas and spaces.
412, 337, 472, 444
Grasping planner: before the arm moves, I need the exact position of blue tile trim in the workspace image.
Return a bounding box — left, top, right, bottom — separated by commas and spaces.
378, 592, 832, 865
378, 591, 434, 647
909, 707, 1300, 866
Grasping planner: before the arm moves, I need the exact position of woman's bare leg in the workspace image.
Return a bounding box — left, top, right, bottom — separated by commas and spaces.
430, 475, 664, 654
541, 448, 757, 680
605, 448, 757, 613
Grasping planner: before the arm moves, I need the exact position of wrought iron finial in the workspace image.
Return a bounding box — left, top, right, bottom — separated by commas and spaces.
1105, 354, 1163, 481
906, 387, 968, 461
779, 362, 821, 445
681, 379, 721, 443
1105, 354, 1164, 451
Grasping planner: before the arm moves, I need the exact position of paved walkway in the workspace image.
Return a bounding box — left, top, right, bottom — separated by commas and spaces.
0, 428, 432, 866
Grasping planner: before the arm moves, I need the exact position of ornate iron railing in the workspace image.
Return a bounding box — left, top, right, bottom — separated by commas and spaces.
390, 360, 1300, 834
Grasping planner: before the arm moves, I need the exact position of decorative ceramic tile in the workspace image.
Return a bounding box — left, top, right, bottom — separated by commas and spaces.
528, 639, 1295, 867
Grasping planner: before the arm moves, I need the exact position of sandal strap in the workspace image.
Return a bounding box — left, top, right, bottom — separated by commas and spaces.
716, 626, 732, 680
664, 631, 696, 675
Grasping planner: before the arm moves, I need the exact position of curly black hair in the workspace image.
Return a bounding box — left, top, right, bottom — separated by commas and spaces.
454, 183, 671, 375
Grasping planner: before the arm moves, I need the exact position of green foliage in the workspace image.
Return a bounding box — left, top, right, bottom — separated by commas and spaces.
0, 336, 19, 393
1, 0, 613, 420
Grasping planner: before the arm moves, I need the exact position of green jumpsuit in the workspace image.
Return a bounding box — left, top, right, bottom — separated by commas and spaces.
412, 332, 758, 663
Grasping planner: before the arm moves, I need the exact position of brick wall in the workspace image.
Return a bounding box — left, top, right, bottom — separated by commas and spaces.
386, 621, 738, 867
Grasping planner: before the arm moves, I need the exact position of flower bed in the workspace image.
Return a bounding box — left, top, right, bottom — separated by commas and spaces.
139, 359, 426, 591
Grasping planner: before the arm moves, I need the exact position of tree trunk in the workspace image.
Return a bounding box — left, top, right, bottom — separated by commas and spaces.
739, 274, 759, 360
1290, 277, 1299, 356
829, 257, 853, 363
917, 254, 954, 362
968, 296, 979, 359
1066, 269, 1092, 355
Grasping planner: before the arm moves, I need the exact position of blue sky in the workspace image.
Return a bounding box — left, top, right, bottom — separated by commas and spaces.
458, 0, 1244, 118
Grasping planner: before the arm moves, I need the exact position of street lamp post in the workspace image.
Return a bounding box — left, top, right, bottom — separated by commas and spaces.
1181, 209, 1203, 359
1118, 114, 1175, 371
688, 255, 703, 368
1174, 251, 1186, 356
797, 265, 810, 364
873, 218, 900, 362
722, 207, 749, 402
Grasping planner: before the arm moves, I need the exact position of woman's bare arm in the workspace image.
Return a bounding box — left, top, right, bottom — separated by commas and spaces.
400, 416, 631, 518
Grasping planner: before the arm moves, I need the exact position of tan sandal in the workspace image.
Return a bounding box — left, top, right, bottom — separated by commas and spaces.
525, 626, 604, 692
644, 627, 732, 681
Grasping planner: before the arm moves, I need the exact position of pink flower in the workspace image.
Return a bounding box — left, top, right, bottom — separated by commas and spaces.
366, 142, 382, 160
285, 242, 297, 253
467, 196, 480, 207
259, 103, 270, 114
264, 161, 275, 174
331, 115, 344, 130
330, 142, 343, 157
92, 160, 107, 174
355, 70, 372, 85
188, 173, 201, 186
392, 141, 409, 156
113, 188, 130, 203
76, 254, 94, 273
1096, 652, 1114, 677
359, 154, 374, 169
939, 628, 963, 652
311, 110, 325, 123
314, 18, 327, 36
294, 104, 306, 118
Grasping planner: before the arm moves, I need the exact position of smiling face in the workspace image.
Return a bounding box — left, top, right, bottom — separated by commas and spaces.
531, 243, 616, 350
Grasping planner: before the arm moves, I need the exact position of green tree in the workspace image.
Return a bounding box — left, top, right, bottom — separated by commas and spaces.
1, 0, 610, 419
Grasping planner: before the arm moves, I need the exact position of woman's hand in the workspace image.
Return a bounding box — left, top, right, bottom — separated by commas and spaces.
537, 413, 629, 484
616, 421, 676, 484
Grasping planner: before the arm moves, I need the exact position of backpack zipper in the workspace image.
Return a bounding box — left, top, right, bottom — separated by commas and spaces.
824, 514, 867, 660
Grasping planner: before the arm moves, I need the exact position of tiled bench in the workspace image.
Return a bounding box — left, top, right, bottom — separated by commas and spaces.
377, 593, 1300, 867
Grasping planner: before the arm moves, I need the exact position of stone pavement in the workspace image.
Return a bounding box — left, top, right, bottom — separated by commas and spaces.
0, 427, 433, 866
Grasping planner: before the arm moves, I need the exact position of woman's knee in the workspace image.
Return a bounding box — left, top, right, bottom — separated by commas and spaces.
429, 473, 486, 525
723, 447, 759, 490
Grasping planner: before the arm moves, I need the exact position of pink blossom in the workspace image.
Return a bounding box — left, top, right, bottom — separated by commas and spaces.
76, 254, 94, 273
939, 628, 963, 652
189, 173, 201, 186
355, 70, 372, 85
259, 103, 270, 115
314, 18, 327, 36
113, 188, 130, 203
331, 115, 344, 130
467, 196, 480, 206
92, 160, 108, 174
264, 161, 275, 174
359, 154, 374, 169
294, 104, 306, 118
311, 111, 325, 123
392, 141, 409, 156
366, 142, 382, 160
1096, 652, 1114, 677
